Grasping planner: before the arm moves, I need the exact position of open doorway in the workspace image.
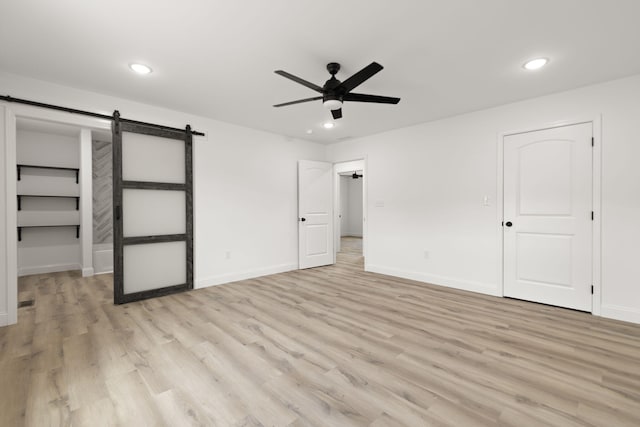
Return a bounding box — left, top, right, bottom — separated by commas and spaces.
334, 159, 365, 268
12, 118, 114, 321
15, 118, 114, 278
1, 103, 112, 326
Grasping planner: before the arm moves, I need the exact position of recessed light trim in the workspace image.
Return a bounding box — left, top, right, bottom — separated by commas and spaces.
306, 129, 313, 134
523, 58, 548, 71
323, 122, 335, 129
129, 63, 152, 75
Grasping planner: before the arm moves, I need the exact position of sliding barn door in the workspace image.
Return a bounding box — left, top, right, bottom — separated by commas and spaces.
112, 113, 193, 304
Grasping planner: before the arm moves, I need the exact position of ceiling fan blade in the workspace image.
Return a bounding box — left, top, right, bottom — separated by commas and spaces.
331, 108, 343, 120
339, 62, 384, 93
343, 93, 400, 104
274, 70, 324, 93
273, 96, 323, 107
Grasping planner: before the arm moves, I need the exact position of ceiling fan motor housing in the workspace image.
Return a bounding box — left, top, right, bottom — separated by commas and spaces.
323, 66, 343, 110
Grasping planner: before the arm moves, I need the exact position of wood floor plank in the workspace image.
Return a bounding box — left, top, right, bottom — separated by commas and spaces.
24, 367, 71, 427
105, 370, 165, 426
1, 237, 639, 426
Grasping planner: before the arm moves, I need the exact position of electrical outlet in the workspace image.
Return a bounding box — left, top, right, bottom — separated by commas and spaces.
424, 251, 429, 260
225, 251, 231, 259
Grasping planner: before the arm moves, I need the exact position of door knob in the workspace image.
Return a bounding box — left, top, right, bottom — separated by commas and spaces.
300, 217, 306, 222
505, 221, 513, 227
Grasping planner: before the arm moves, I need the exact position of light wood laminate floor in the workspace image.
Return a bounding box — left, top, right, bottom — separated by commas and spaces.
1, 249, 639, 426
339, 236, 363, 256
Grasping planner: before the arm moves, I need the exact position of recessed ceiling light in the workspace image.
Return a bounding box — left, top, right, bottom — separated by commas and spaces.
129, 63, 152, 75
323, 122, 335, 129
523, 58, 548, 71
306, 129, 313, 134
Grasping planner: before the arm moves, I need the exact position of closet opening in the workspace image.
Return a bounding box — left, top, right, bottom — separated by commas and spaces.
13, 116, 114, 315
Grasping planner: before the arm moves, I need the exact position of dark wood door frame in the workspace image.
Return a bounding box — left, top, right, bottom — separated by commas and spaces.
112, 111, 193, 304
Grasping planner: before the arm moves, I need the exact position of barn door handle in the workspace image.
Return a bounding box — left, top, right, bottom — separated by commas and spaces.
505, 221, 513, 227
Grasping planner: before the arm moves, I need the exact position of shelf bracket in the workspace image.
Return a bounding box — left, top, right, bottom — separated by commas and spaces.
18, 227, 22, 242
76, 225, 80, 239
17, 195, 21, 211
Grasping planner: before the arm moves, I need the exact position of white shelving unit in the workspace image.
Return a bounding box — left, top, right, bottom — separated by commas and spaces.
16, 164, 81, 241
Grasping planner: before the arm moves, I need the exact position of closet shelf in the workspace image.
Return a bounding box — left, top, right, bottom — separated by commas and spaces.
17, 225, 80, 241
18, 210, 80, 227
17, 164, 80, 183
17, 194, 80, 210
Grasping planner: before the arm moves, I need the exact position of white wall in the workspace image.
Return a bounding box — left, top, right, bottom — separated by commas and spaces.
194, 123, 325, 286
327, 73, 640, 325
339, 175, 363, 237
17, 129, 79, 166
0, 71, 326, 308
16, 129, 82, 275
339, 176, 350, 237
347, 177, 363, 237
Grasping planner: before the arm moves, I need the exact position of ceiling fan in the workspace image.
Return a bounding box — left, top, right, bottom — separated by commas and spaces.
273, 62, 400, 120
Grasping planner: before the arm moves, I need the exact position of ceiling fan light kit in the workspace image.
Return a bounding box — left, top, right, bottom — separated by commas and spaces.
274, 61, 400, 120
323, 98, 343, 110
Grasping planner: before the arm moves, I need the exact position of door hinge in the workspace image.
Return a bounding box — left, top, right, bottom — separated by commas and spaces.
591, 211, 594, 220
591, 137, 594, 147
591, 285, 594, 294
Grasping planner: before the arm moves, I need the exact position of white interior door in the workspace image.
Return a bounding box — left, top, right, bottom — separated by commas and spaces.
299, 160, 334, 269
504, 123, 592, 311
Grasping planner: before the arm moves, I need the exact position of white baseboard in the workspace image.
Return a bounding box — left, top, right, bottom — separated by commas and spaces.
196, 263, 298, 289
82, 267, 94, 277
365, 264, 500, 296
0, 313, 8, 327
18, 263, 82, 277
600, 304, 640, 325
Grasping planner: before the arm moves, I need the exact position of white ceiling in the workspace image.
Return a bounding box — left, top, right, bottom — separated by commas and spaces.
2, 1, 640, 144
